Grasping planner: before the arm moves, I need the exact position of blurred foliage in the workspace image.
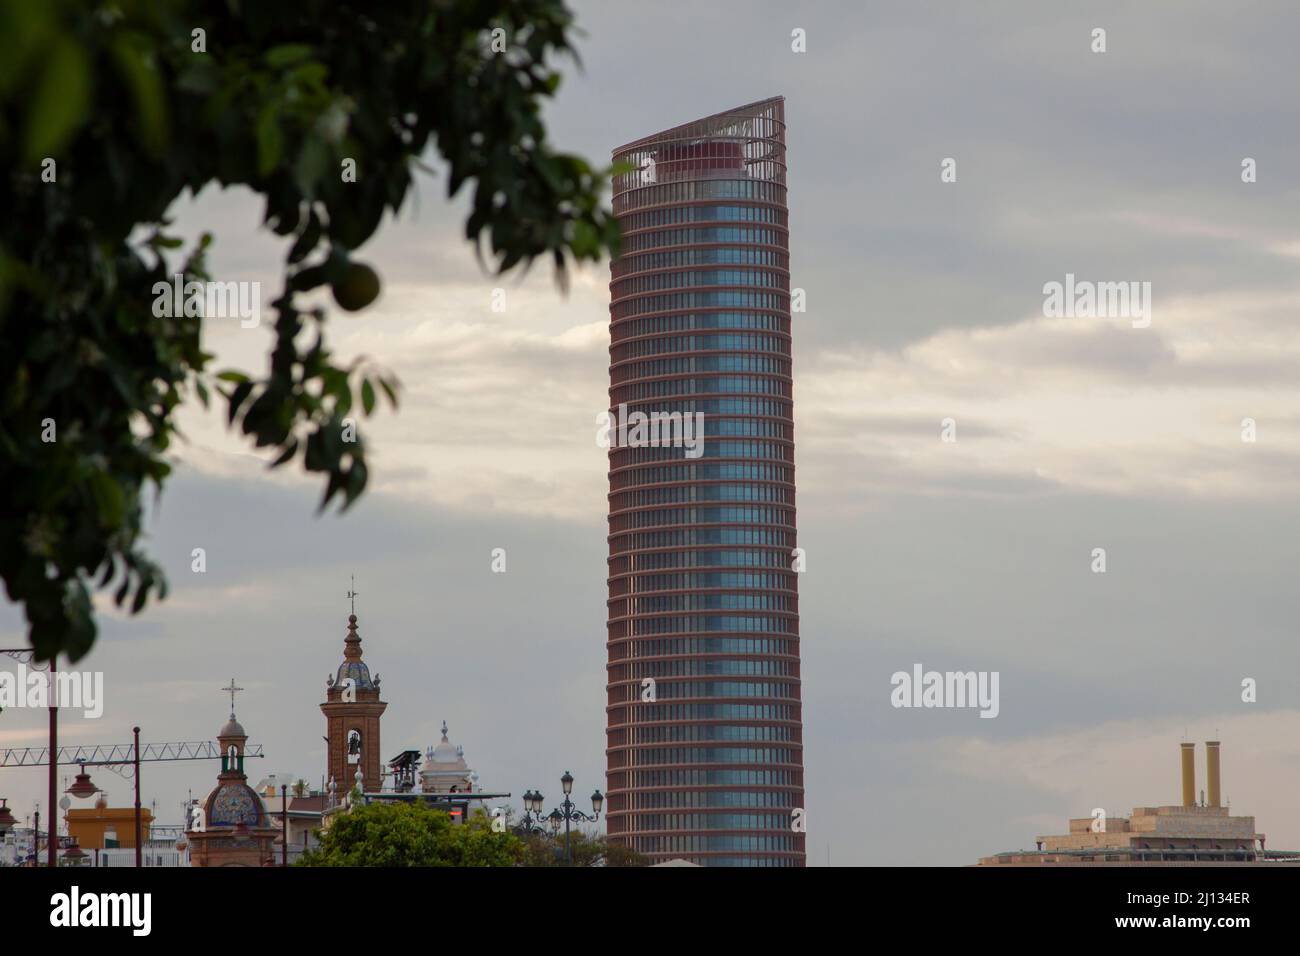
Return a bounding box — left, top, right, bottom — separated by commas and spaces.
0, 0, 620, 662
517, 828, 650, 866
298, 802, 524, 867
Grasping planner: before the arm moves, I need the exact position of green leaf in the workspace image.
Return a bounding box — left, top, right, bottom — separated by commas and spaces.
361, 378, 375, 415
88, 473, 125, 529
227, 381, 254, 424
288, 212, 323, 264
256, 103, 283, 176
109, 32, 168, 155
269, 438, 298, 468
265, 44, 315, 68
131, 577, 151, 614
62, 581, 97, 663
291, 264, 328, 291
23, 36, 90, 164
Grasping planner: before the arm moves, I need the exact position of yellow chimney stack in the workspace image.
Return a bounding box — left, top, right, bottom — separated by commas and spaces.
1180, 742, 1196, 807
1206, 741, 1221, 808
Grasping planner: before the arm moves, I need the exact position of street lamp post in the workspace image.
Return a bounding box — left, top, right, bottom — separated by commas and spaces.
132, 727, 142, 868
65, 764, 97, 868
48, 656, 56, 867
64, 727, 146, 867
58, 794, 71, 848
519, 772, 603, 865
281, 784, 289, 867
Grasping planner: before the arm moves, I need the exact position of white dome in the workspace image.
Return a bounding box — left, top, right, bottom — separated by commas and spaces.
430, 739, 461, 765
419, 721, 474, 794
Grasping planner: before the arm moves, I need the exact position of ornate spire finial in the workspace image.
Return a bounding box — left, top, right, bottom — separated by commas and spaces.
222, 678, 244, 716
343, 611, 362, 660
441, 720, 449, 739
347, 574, 359, 616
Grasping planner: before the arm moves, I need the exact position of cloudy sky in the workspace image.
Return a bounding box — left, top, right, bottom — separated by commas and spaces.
3, 0, 1299, 865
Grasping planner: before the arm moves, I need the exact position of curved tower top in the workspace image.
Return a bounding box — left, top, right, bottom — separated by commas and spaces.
612, 96, 786, 199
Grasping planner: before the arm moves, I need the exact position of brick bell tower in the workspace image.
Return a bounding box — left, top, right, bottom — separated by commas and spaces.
321, 597, 387, 795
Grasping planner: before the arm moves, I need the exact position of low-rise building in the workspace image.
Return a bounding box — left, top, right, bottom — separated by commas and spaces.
979, 740, 1300, 866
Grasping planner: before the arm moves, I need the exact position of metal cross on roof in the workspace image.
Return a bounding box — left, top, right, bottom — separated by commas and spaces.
222, 678, 244, 714
347, 574, 359, 615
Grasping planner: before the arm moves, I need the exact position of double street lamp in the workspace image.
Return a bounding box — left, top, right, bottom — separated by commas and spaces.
520, 771, 603, 864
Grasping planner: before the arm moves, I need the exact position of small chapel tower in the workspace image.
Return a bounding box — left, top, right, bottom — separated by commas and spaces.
188, 687, 277, 867
321, 597, 387, 794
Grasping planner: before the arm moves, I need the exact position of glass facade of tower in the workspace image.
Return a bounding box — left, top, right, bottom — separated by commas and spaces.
605, 97, 805, 867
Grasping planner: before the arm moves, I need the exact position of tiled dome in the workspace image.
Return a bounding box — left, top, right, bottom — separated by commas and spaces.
206, 782, 265, 827
335, 659, 375, 690
328, 614, 379, 691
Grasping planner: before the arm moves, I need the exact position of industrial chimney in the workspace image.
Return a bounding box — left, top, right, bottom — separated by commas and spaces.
1180, 742, 1195, 807
1206, 741, 1222, 808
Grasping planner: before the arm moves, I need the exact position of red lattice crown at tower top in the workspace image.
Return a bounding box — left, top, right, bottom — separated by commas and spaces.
612, 96, 786, 204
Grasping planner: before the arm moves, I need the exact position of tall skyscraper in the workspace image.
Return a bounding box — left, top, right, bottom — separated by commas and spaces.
605, 97, 805, 867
